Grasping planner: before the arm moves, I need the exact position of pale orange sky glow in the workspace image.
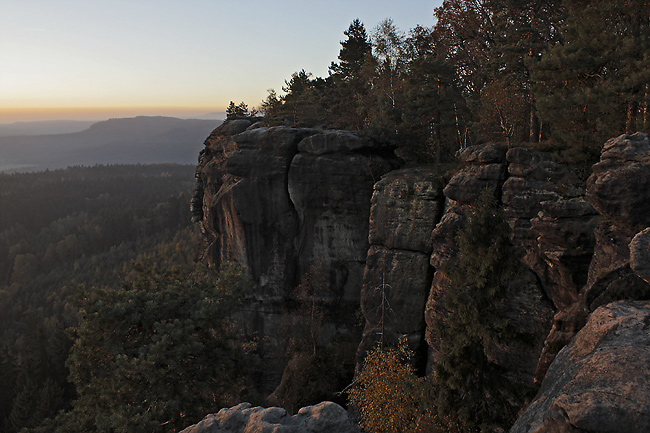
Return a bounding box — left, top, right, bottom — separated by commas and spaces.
0, 106, 224, 123
1, 0, 443, 124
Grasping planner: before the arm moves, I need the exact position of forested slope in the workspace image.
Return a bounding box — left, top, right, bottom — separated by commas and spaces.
0, 164, 199, 433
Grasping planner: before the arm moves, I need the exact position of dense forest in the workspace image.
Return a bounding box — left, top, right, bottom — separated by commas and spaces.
243, 0, 649, 174
0, 164, 201, 432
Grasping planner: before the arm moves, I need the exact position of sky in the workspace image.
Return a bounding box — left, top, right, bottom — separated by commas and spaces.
1, 0, 444, 123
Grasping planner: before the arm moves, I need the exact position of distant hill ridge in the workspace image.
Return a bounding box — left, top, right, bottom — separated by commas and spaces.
0, 116, 222, 172
0, 120, 96, 136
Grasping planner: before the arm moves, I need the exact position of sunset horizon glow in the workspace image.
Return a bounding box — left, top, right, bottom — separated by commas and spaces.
0, 106, 226, 123
1, 0, 443, 124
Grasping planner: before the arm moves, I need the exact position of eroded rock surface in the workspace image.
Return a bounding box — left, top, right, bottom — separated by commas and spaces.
510, 301, 650, 433
192, 120, 398, 392
587, 133, 650, 236
193, 122, 650, 431
424, 143, 555, 386
631, 227, 650, 285
180, 402, 359, 433
580, 133, 650, 326
359, 168, 445, 367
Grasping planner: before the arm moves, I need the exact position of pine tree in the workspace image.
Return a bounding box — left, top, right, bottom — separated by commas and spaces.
486, 0, 565, 142
530, 0, 650, 161
277, 70, 329, 127
330, 19, 372, 83
399, 25, 467, 163
60, 263, 254, 433
328, 19, 373, 129
226, 101, 248, 119
432, 192, 526, 432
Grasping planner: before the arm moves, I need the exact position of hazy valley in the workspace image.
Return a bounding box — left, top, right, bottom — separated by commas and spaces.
0, 116, 221, 172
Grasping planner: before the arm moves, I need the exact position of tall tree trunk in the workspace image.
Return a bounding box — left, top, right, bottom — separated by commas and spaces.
454, 103, 465, 149
435, 110, 442, 165
529, 94, 540, 142
643, 84, 650, 133
626, 100, 637, 134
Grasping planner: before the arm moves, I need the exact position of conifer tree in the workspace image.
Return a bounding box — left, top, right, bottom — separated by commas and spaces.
330, 19, 372, 84
226, 101, 248, 119
399, 25, 467, 163
530, 0, 650, 161
485, 0, 565, 142
59, 263, 253, 433
432, 192, 527, 432
277, 70, 329, 127
329, 19, 373, 129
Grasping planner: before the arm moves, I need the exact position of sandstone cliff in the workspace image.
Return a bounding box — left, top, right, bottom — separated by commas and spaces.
191, 119, 399, 391
192, 122, 650, 430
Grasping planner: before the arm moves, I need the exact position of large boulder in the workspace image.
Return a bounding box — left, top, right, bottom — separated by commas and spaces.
180, 402, 360, 433
586, 133, 650, 236
443, 143, 508, 204
583, 133, 650, 316
510, 300, 650, 433
630, 227, 650, 285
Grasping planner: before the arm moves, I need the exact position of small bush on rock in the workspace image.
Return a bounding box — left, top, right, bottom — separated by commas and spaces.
348, 343, 459, 433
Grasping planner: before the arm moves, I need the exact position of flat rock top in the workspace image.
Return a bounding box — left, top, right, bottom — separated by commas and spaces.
457, 142, 507, 164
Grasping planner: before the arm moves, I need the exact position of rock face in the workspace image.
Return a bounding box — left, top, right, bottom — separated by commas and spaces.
583, 134, 650, 312
424, 143, 556, 386
192, 120, 398, 391
587, 133, 650, 236
180, 401, 360, 433
194, 123, 650, 430
359, 168, 445, 367
510, 300, 650, 433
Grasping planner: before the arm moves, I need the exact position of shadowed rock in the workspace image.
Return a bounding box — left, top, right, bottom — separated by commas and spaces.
631, 228, 650, 285
358, 168, 445, 367
193, 120, 398, 393
587, 133, 650, 236
511, 301, 650, 433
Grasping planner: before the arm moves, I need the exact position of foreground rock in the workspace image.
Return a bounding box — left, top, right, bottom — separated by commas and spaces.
180, 402, 359, 433
510, 300, 650, 433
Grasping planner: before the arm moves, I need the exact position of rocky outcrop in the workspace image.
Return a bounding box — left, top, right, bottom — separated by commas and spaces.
180, 402, 359, 433
423, 143, 556, 386
630, 227, 650, 284
358, 168, 445, 367
193, 121, 650, 430
192, 120, 398, 392
582, 134, 650, 312
512, 134, 650, 431
587, 133, 650, 236
510, 300, 650, 433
